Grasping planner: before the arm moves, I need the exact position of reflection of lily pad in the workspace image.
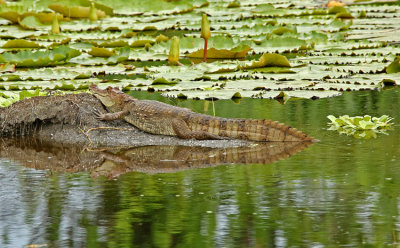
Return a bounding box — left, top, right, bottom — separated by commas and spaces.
187, 45, 251, 59
0, 46, 81, 67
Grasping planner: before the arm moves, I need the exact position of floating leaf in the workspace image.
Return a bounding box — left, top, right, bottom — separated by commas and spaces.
271, 27, 296, 35
2, 39, 41, 48
0, 11, 65, 24
152, 77, 177, 85
91, 40, 129, 47
0, 89, 46, 107
187, 45, 251, 59
18, 16, 47, 30
0, 46, 81, 67
108, 46, 130, 63
0, 11, 20, 23
327, 115, 394, 138
0, 0, 398, 102
155, 34, 169, 43
131, 40, 155, 47
88, 47, 116, 57
240, 53, 291, 69
386, 57, 400, 74
49, 4, 107, 19
30, 12, 65, 24
0, 63, 15, 72
336, 12, 354, 19
227, 2, 240, 8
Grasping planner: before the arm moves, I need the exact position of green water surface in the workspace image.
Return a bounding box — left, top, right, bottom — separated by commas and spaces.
1, 88, 399, 247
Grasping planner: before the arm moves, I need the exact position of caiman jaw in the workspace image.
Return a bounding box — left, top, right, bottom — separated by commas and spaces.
90, 84, 115, 108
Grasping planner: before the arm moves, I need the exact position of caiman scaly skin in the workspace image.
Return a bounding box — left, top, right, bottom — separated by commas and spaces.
89, 84, 316, 142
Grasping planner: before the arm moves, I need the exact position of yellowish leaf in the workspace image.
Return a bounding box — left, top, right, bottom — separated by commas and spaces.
49, 4, 106, 19
88, 47, 116, 57
187, 46, 251, 59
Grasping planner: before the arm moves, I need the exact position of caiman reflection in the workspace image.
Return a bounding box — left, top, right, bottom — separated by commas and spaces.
0, 137, 313, 177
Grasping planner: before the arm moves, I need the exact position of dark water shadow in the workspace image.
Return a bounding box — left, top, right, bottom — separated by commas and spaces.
0, 137, 313, 177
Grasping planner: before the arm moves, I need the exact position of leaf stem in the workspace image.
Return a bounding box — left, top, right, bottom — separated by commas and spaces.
203, 38, 208, 62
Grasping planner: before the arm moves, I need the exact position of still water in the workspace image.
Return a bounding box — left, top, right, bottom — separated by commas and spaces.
0, 88, 399, 247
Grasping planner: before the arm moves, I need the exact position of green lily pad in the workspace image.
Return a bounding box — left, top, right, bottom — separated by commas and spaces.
0, 63, 15, 72
327, 114, 394, 138
152, 77, 177, 85
0, 46, 81, 67
271, 27, 296, 36
240, 53, 291, 69
328, 6, 349, 15
88, 47, 116, 57
18, 15, 48, 30
2, 39, 42, 48
0, 11, 21, 23
0, 0, 398, 102
72, 46, 129, 65
386, 57, 400, 73
0, 89, 46, 107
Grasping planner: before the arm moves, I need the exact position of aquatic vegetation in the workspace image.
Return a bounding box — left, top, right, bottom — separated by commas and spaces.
327, 115, 394, 138
0, 89, 46, 107
0, 0, 398, 102
168, 36, 181, 66
0, 46, 81, 67
201, 13, 211, 62
386, 57, 400, 73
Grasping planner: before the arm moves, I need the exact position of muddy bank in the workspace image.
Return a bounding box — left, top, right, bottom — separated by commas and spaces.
0, 137, 312, 176
0, 93, 250, 148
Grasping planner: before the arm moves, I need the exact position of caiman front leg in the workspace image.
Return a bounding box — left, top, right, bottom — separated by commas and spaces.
172, 118, 225, 140
94, 108, 129, 121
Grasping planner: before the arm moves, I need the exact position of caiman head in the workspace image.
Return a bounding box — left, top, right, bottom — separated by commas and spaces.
89, 83, 135, 112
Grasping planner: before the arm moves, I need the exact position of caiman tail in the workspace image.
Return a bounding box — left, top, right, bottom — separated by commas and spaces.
186, 115, 316, 142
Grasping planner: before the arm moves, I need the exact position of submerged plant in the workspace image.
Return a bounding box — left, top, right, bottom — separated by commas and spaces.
327, 115, 394, 138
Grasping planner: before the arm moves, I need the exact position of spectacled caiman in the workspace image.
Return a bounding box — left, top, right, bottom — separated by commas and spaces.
90, 84, 316, 142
